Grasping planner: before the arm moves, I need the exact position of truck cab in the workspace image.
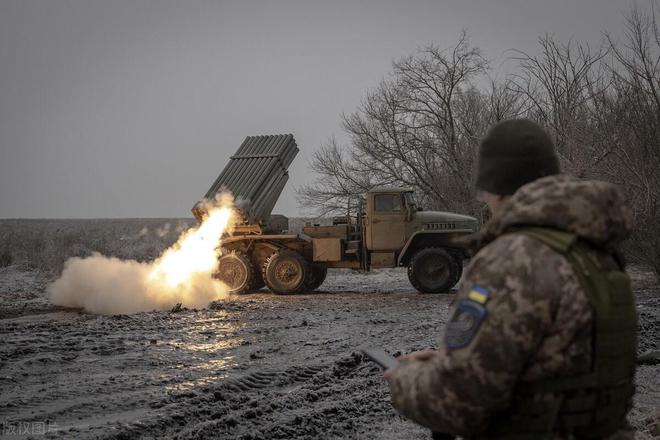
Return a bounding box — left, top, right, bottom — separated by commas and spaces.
363, 188, 477, 270
302, 187, 477, 293
365, 188, 411, 252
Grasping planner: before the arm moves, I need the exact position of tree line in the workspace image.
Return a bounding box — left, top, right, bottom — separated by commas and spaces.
298, 3, 660, 279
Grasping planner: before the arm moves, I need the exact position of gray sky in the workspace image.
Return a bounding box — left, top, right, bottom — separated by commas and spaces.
0, 0, 633, 218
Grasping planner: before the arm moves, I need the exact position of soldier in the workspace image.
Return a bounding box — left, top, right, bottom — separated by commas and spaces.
384, 119, 637, 439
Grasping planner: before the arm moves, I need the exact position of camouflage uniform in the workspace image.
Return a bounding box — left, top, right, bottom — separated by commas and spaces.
386, 174, 635, 439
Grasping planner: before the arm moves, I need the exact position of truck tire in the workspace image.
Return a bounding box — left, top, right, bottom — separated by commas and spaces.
215, 251, 256, 295
450, 257, 464, 287
304, 264, 328, 291
407, 247, 459, 294
263, 249, 310, 294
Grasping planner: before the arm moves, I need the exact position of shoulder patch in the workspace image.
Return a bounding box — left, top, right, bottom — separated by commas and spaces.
467, 285, 490, 304
445, 285, 490, 349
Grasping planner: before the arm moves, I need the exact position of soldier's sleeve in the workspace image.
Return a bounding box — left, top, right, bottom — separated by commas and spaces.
386, 234, 561, 436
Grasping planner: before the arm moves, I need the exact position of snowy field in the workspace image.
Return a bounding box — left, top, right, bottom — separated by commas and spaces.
0, 219, 658, 439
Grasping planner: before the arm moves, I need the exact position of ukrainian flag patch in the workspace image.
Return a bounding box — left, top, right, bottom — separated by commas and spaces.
467, 285, 490, 304
445, 285, 490, 349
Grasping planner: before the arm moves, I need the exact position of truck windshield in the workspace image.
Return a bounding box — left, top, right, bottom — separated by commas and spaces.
374, 194, 403, 212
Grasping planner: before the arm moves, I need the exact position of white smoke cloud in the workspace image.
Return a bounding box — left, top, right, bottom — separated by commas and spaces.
48, 195, 235, 315
48, 253, 228, 315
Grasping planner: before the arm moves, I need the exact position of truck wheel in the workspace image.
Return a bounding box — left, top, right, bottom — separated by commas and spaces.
450, 257, 464, 287
407, 248, 459, 294
304, 265, 327, 291
215, 251, 256, 295
263, 250, 310, 294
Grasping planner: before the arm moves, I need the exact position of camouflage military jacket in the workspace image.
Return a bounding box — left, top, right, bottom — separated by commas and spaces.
386, 175, 634, 439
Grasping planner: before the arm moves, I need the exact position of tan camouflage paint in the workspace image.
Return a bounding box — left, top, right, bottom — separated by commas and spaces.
386, 175, 635, 439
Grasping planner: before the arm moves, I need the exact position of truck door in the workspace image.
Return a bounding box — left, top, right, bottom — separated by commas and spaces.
367, 193, 406, 251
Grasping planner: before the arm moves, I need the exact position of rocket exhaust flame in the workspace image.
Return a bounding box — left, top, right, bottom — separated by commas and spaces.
149, 206, 233, 288
48, 196, 236, 315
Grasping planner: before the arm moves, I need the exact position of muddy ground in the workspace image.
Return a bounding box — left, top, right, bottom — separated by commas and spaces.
1, 219, 659, 439
1, 265, 659, 440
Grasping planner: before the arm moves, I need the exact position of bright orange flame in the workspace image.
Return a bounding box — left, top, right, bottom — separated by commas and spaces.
48, 196, 238, 315
149, 205, 233, 288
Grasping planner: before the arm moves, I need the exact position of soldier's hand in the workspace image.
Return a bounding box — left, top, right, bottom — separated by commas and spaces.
383, 349, 436, 379
397, 349, 436, 362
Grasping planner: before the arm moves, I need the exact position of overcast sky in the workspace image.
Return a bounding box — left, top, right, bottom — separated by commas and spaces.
0, 0, 634, 218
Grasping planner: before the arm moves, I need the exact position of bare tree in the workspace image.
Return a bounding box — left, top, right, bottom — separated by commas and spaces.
508, 35, 609, 177
299, 33, 514, 222
299, 4, 660, 281
601, 2, 660, 277
297, 137, 377, 216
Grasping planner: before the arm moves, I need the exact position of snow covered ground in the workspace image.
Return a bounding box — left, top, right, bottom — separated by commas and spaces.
0, 220, 658, 439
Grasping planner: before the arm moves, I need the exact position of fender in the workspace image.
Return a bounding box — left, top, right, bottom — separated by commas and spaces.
397, 230, 472, 266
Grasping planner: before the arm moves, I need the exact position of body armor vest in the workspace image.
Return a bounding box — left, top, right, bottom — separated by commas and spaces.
487, 227, 638, 439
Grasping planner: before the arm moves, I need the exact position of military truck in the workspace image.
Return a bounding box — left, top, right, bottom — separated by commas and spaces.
193, 134, 478, 295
